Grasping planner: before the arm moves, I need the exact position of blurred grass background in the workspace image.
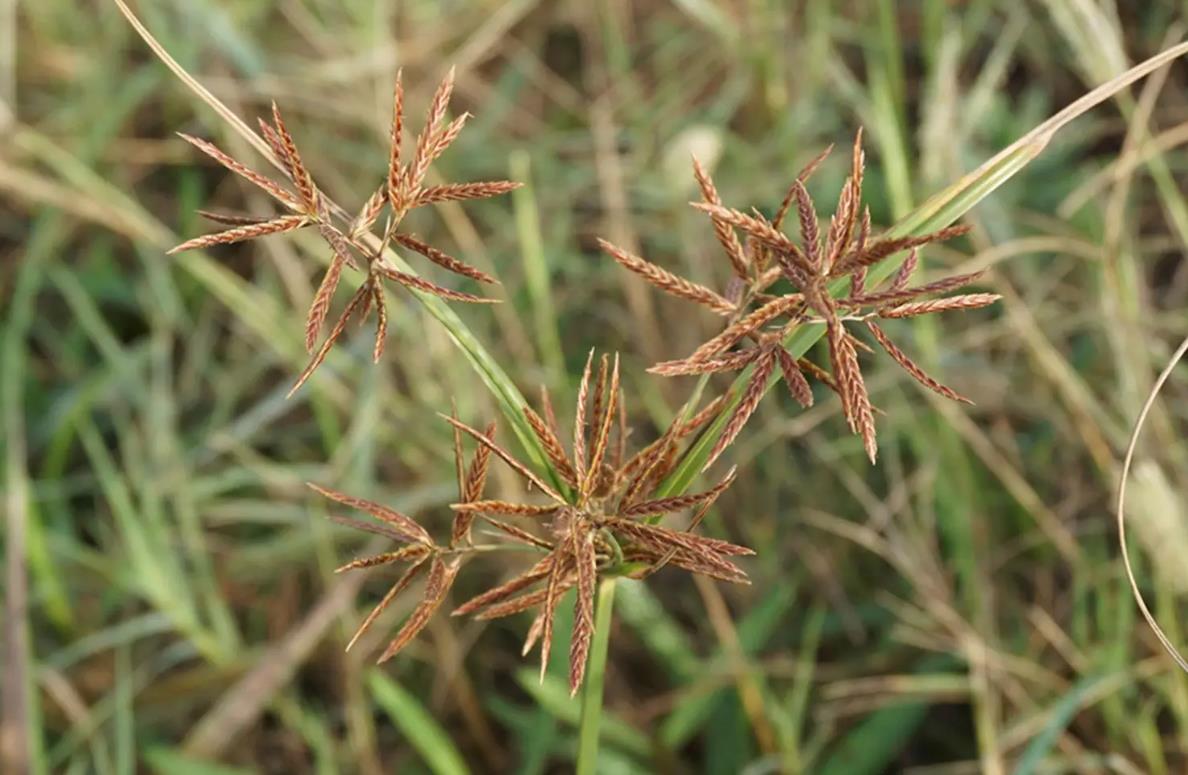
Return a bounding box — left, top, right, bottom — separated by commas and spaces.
3, 0, 1188, 772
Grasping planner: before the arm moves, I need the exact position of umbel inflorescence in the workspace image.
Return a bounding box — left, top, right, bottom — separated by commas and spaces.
172, 70, 998, 695
170, 68, 518, 395
317, 354, 750, 695
600, 131, 999, 465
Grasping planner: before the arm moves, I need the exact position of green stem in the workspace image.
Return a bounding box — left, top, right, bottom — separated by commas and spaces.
576, 578, 617, 774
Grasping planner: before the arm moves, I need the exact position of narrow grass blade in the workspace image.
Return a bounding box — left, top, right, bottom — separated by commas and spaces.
368, 672, 470, 775
575, 578, 616, 775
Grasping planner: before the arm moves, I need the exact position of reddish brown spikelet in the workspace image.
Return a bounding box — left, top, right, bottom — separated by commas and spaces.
772, 143, 834, 230
463, 421, 497, 503
413, 180, 522, 207
196, 210, 270, 226
305, 252, 346, 351
452, 556, 553, 617
176, 132, 301, 209
569, 532, 598, 695
827, 322, 877, 463
538, 555, 570, 679
442, 415, 566, 504
776, 348, 813, 407
346, 558, 427, 652
391, 233, 497, 285
476, 575, 575, 621
451, 500, 560, 518
879, 293, 1001, 318
690, 203, 806, 265
684, 294, 803, 363
256, 118, 288, 169
832, 224, 972, 276
478, 515, 552, 550
336, 544, 430, 574
621, 467, 736, 518
791, 180, 821, 270
452, 420, 497, 545
573, 350, 595, 483
524, 406, 579, 488
648, 348, 761, 377
888, 247, 918, 291
371, 280, 388, 363
406, 66, 457, 194
169, 214, 309, 254
352, 186, 387, 237
583, 356, 620, 498
424, 112, 470, 167
388, 69, 405, 209
269, 102, 319, 213
848, 271, 985, 309
705, 349, 778, 470
378, 557, 460, 662
865, 321, 972, 404
289, 284, 369, 398
309, 482, 431, 544
318, 222, 360, 271
691, 155, 749, 279
597, 239, 735, 315
375, 265, 498, 304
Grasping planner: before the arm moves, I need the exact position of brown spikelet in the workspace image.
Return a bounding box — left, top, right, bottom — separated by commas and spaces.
865, 322, 972, 404
406, 66, 456, 194
583, 356, 620, 498
335, 544, 431, 574
621, 467, 737, 518
318, 221, 360, 271
256, 118, 287, 169
422, 112, 470, 170
452, 556, 553, 617
169, 214, 309, 254
522, 611, 546, 656
413, 180, 522, 207
309, 483, 432, 544
452, 420, 497, 545
442, 415, 566, 504
196, 210, 270, 226
345, 558, 427, 652
388, 69, 405, 209
451, 500, 560, 518
691, 155, 749, 279
827, 322, 877, 463
305, 252, 347, 351
888, 247, 918, 291
477, 515, 552, 550
684, 294, 803, 363
569, 531, 598, 695
476, 575, 576, 622
375, 265, 497, 304
371, 280, 388, 362
705, 349, 778, 470
524, 407, 579, 488
463, 421, 497, 503
538, 557, 569, 679
539, 386, 560, 437
791, 181, 821, 270
776, 348, 813, 407
329, 514, 418, 543
597, 239, 735, 315
390, 234, 497, 285
289, 284, 370, 398
269, 103, 319, 213
772, 143, 834, 230
573, 350, 594, 484
648, 348, 761, 377
177, 132, 301, 209
879, 293, 1001, 318
848, 271, 985, 309
352, 187, 387, 237
832, 224, 972, 276
377, 556, 460, 663
690, 203, 808, 272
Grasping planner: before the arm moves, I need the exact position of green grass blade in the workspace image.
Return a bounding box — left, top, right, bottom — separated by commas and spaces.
368, 671, 470, 775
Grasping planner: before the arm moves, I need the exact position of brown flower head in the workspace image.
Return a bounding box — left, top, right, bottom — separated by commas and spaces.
444, 352, 751, 695
170, 68, 521, 395
600, 130, 999, 464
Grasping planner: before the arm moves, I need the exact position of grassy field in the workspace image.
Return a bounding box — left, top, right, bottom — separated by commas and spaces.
4, 1, 1188, 772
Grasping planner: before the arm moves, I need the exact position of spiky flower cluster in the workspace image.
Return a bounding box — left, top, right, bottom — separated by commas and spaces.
600, 131, 999, 463
318, 353, 751, 694
170, 68, 520, 395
